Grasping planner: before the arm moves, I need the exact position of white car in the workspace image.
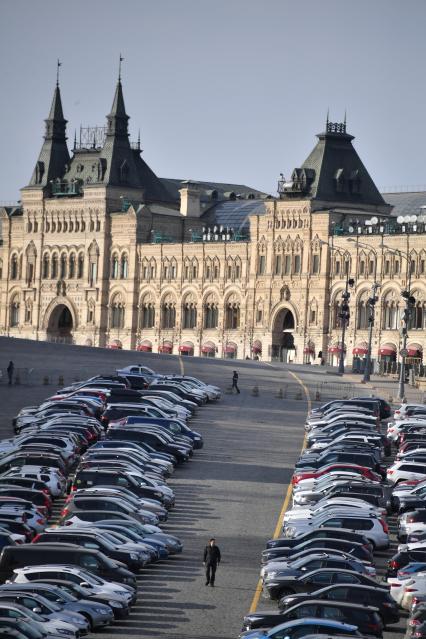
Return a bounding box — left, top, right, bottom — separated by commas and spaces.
306, 413, 377, 432
389, 573, 426, 609
387, 461, 426, 485
393, 404, 426, 421
117, 365, 157, 377
9, 564, 135, 605
283, 513, 389, 549
285, 497, 385, 520
310, 433, 383, 453
261, 552, 376, 579
398, 510, 426, 541
293, 472, 379, 493
0, 465, 67, 497
387, 419, 426, 442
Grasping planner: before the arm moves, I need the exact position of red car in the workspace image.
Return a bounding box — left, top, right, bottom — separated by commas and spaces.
292, 463, 382, 485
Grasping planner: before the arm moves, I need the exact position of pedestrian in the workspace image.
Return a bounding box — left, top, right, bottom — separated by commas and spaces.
6, 361, 14, 385
232, 370, 240, 394
203, 537, 221, 587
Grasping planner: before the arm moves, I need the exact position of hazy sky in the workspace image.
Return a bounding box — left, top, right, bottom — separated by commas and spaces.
1, 0, 426, 201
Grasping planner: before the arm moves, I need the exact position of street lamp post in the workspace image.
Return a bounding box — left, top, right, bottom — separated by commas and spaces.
338, 268, 355, 375
398, 289, 416, 401
363, 282, 380, 383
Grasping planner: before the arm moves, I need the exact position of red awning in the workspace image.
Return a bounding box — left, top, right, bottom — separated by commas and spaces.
137, 344, 152, 352
179, 344, 194, 353
107, 340, 122, 350
353, 347, 368, 355
252, 341, 262, 354
225, 344, 237, 354
408, 348, 422, 357
379, 347, 396, 356
159, 341, 173, 354
328, 346, 344, 353
202, 343, 215, 354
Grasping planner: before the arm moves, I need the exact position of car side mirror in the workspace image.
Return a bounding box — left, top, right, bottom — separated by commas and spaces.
301, 566, 307, 570
80, 581, 90, 587
32, 607, 42, 613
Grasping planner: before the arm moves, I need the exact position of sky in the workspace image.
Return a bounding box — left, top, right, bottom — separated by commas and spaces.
1, 0, 426, 201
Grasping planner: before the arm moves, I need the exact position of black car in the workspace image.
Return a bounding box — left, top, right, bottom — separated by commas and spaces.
106, 428, 189, 463
33, 531, 146, 572
262, 537, 373, 564
278, 583, 399, 624
266, 528, 373, 551
386, 549, 426, 578
72, 469, 168, 505
243, 599, 383, 636
263, 556, 375, 601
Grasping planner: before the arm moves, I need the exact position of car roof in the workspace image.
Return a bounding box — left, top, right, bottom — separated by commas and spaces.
265, 618, 358, 631
287, 599, 380, 612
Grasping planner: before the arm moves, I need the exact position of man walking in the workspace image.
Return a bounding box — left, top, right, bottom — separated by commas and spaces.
6, 361, 14, 385
232, 370, 240, 394
203, 538, 221, 587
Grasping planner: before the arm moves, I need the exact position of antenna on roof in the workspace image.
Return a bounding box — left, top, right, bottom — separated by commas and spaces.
56, 59, 62, 87
118, 53, 124, 81
326, 108, 330, 129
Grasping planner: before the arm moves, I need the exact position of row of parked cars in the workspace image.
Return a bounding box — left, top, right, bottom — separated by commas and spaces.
0, 363, 220, 638
383, 402, 426, 639
238, 395, 406, 639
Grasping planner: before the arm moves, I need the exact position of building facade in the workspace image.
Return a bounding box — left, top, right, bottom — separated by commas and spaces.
1, 76, 426, 367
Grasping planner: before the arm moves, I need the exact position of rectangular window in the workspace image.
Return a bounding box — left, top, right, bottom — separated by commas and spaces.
150, 266, 155, 278
294, 254, 301, 274
171, 265, 176, 279
359, 261, 365, 275
163, 266, 169, 279
312, 254, 320, 274
411, 260, 416, 274
193, 266, 197, 278
258, 255, 266, 275
256, 309, 263, 323
369, 260, 375, 275
206, 266, 211, 279
394, 261, 399, 274
214, 266, 219, 279
90, 262, 97, 286
227, 265, 232, 279
284, 255, 291, 275
385, 260, 390, 275
310, 309, 316, 324
185, 266, 189, 279
235, 264, 241, 279
335, 260, 340, 275
274, 255, 282, 275
421, 260, 425, 275
143, 266, 148, 279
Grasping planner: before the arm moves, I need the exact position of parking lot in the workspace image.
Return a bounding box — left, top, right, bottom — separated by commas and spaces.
0, 337, 310, 639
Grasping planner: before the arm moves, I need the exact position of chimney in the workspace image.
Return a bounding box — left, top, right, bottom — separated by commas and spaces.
179, 180, 201, 217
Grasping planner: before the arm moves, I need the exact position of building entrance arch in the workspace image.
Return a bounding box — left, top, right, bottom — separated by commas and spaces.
272, 307, 296, 362
46, 304, 74, 343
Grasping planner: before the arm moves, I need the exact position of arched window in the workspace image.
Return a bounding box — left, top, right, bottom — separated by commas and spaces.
149, 258, 156, 280
77, 254, 84, 279
170, 258, 177, 280
42, 254, 50, 279
191, 258, 198, 280
51, 254, 58, 279
140, 297, 155, 329
10, 255, 18, 280
182, 296, 197, 329
120, 254, 128, 279
225, 297, 240, 329
60, 254, 67, 279
212, 257, 220, 280
357, 291, 370, 329
204, 257, 212, 281
183, 258, 191, 281
408, 296, 426, 330
69, 254, 76, 279
226, 257, 234, 281
161, 298, 176, 329
9, 295, 20, 327
110, 294, 125, 329
235, 257, 242, 280
24, 300, 32, 324
111, 255, 119, 279
382, 291, 399, 330
204, 294, 219, 329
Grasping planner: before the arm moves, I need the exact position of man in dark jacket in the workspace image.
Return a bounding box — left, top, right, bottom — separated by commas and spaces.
203, 537, 221, 587
232, 370, 240, 394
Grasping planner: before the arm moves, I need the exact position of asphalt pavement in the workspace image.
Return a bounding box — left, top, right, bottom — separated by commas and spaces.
0, 338, 310, 639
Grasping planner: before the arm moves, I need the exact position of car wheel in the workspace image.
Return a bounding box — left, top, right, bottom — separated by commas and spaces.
81, 613, 93, 632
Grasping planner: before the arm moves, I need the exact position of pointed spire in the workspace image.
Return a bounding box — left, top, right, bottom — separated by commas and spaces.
73, 129, 77, 150
326, 108, 330, 130
118, 53, 124, 81
56, 59, 62, 87
137, 129, 141, 151
106, 72, 129, 139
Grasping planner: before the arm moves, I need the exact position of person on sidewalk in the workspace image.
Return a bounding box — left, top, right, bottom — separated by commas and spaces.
203, 538, 221, 587
6, 361, 14, 385
232, 370, 240, 394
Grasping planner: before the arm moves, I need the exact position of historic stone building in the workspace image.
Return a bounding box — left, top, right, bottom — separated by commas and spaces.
1, 74, 426, 367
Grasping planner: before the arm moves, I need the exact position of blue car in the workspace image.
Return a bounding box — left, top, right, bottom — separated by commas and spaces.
239, 617, 362, 639
121, 416, 203, 448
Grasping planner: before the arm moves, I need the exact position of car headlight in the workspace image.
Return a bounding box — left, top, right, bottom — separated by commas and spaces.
108, 600, 124, 608
95, 606, 108, 613
265, 571, 277, 580
130, 553, 139, 560
56, 630, 74, 636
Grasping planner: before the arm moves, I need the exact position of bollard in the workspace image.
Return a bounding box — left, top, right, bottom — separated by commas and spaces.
252, 385, 259, 397
276, 388, 283, 399
43, 376, 49, 385
58, 375, 64, 387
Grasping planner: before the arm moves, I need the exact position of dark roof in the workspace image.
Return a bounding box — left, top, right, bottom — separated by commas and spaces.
160, 178, 267, 202
202, 199, 266, 232
280, 123, 390, 213
382, 191, 426, 217
26, 84, 70, 188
